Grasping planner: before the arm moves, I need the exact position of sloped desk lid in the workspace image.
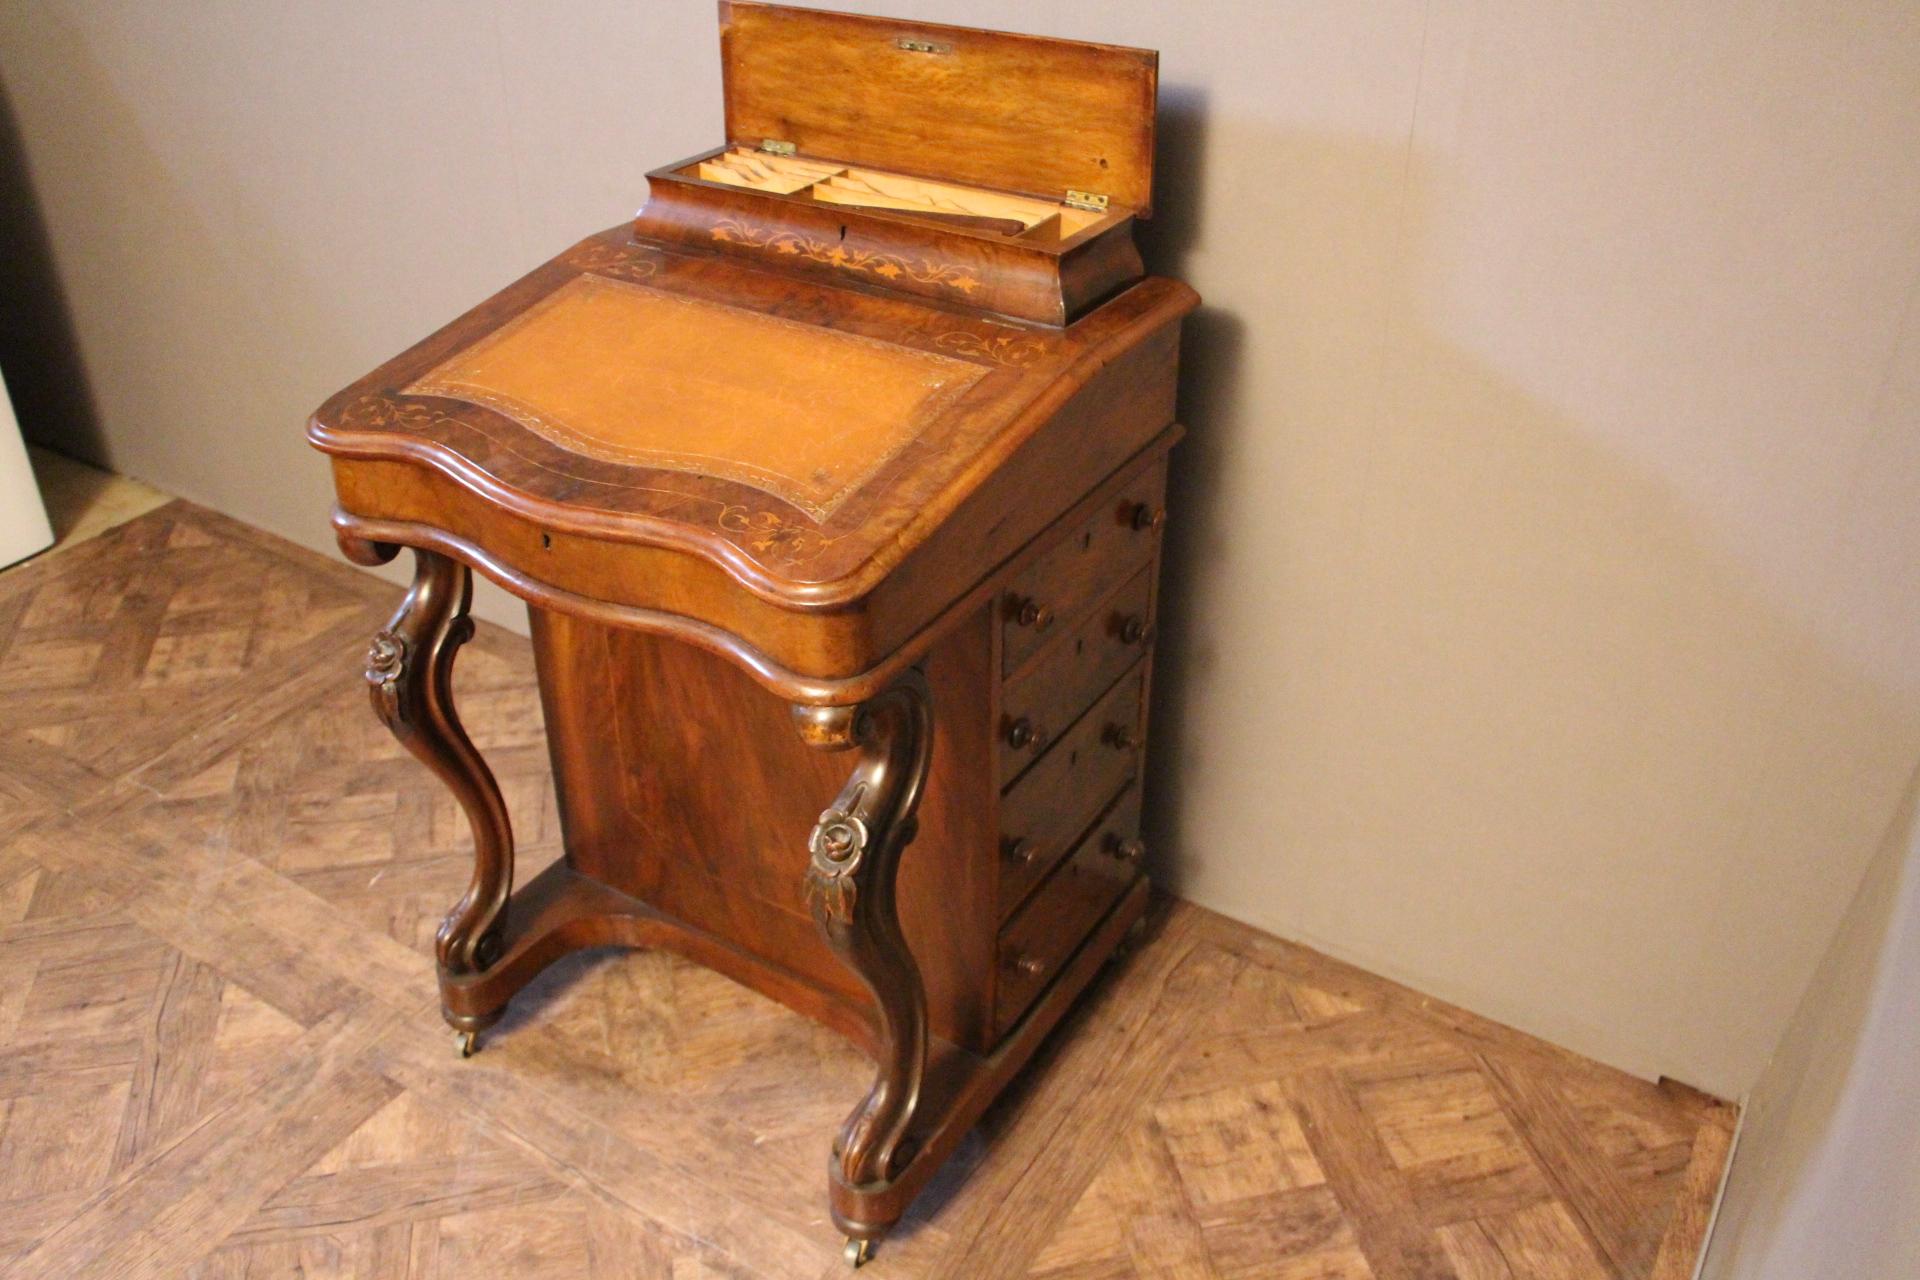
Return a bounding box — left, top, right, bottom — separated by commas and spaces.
406, 275, 985, 524
308, 229, 1195, 606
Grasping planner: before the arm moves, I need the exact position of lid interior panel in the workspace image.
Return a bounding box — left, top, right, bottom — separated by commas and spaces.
719, 1, 1156, 214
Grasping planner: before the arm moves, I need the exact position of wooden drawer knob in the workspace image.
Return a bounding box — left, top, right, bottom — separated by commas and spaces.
1005, 716, 1047, 750
1127, 502, 1167, 533
1105, 834, 1146, 865
1003, 836, 1039, 864
1103, 723, 1144, 751
1012, 596, 1054, 629
1118, 614, 1150, 645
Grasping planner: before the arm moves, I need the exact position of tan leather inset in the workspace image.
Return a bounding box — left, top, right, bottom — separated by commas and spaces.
407, 274, 986, 519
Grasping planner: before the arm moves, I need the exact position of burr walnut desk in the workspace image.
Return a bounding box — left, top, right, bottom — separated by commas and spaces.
307, 3, 1197, 1263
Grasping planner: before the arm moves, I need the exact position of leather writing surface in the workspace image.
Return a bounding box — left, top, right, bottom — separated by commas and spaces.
310, 228, 1201, 598
407, 273, 985, 520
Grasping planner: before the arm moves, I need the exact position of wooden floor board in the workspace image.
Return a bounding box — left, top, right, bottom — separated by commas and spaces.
0, 501, 1737, 1277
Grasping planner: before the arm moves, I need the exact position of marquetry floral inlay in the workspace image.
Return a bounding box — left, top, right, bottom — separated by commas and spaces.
338, 394, 446, 434
333, 395, 840, 570
710, 218, 981, 295
565, 242, 661, 283
933, 330, 1047, 367
717, 504, 840, 565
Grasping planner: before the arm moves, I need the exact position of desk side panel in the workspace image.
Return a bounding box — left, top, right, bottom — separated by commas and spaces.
868, 316, 1182, 653
528, 601, 998, 1051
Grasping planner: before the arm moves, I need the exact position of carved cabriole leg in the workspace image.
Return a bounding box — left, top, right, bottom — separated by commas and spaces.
793, 669, 934, 1248
356, 542, 515, 1040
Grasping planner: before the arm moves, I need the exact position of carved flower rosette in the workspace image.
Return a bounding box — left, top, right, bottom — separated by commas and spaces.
365, 630, 406, 686
364, 629, 407, 718
806, 805, 870, 924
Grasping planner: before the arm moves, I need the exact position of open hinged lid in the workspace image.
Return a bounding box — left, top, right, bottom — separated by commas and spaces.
718, 1, 1157, 215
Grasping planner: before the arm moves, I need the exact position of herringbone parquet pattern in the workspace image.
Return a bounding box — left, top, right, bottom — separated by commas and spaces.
0, 501, 1735, 1278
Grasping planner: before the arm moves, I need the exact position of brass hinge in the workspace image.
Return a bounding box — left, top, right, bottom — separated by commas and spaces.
895, 37, 952, 55
759, 138, 797, 156
1064, 189, 1110, 212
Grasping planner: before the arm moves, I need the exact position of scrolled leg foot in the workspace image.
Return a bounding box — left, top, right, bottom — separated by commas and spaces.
363, 548, 516, 1022
794, 671, 934, 1198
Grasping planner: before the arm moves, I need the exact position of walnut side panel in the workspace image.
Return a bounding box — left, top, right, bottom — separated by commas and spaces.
529, 602, 999, 1051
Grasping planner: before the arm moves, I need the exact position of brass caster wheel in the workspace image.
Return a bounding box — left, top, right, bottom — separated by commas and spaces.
456, 1030, 479, 1059
843, 1236, 873, 1269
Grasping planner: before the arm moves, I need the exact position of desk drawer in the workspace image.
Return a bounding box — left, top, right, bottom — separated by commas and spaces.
998, 667, 1145, 919
995, 785, 1143, 1034
1000, 459, 1166, 676
999, 564, 1153, 788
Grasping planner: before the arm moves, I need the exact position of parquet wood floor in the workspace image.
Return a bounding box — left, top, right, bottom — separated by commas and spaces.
0, 501, 1736, 1279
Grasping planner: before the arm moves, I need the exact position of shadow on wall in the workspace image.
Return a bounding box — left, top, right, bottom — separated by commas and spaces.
1134, 81, 1241, 875
0, 18, 319, 469
1132, 86, 1920, 1091
0, 76, 102, 460
1703, 761, 1920, 1277
0, 15, 423, 601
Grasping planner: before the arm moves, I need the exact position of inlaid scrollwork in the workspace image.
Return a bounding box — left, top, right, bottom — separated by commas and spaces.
333, 397, 841, 572
933, 330, 1047, 367
565, 241, 662, 284
717, 504, 840, 565
337, 392, 444, 434
712, 217, 982, 295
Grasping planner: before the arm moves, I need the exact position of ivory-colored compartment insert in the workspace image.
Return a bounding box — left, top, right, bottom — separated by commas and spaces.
694, 147, 1108, 237
405, 273, 986, 520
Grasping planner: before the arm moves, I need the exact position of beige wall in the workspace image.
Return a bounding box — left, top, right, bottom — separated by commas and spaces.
3, 0, 1918, 1098
1703, 765, 1920, 1277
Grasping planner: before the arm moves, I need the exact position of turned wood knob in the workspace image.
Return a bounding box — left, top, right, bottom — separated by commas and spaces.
1118, 614, 1150, 645
1003, 836, 1039, 864
1104, 723, 1144, 751
1128, 502, 1167, 533
1105, 834, 1146, 864
1005, 717, 1046, 750
1012, 596, 1054, 629
1012, 953, 1046, 977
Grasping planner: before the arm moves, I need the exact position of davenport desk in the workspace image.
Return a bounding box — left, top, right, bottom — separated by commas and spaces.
307, 3, 1197, 1263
